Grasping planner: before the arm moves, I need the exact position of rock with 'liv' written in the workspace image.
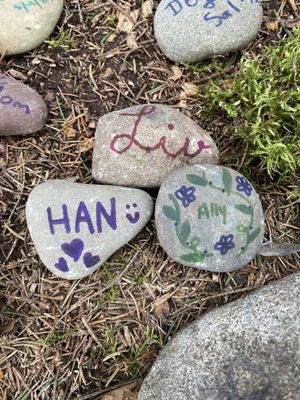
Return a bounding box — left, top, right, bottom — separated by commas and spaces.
155, 164, 264, 272
92, 104, 219, 188
154, 0, 263, 63
0, 73, 48, 136
26, 180, 153, 280
0, 0, 64, 56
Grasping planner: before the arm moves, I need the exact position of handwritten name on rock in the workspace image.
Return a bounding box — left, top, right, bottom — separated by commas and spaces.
164, 0, 260, 27
110, 105, 212, 159
0, 74, 31, 114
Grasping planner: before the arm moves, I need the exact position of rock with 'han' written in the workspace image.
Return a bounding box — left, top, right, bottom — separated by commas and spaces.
92, 104, 219, 188
0, 73, 48, 136
26, 180, 153, 280
0, 0, 64, 56
155, 164, 264, 272
154, 0, 263, 63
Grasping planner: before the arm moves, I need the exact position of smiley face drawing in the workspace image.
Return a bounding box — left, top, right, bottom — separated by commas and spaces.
126, 203, 140, 224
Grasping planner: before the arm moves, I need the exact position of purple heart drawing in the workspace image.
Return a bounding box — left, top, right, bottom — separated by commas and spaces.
61, 238, 84, 262
83, 252, 100, 269
54, 257, 69, 272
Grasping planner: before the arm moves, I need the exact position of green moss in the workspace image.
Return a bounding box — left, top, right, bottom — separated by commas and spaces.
199, 29, 300, 182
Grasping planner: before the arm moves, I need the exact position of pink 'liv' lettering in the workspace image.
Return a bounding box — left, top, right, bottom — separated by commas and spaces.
110, 106, 212, 159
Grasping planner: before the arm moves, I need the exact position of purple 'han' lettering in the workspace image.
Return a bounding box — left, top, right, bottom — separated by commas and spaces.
0, 96, 13, 105
47, 204, 71, 235
13, 101, 31, 115
75, 201, 95, 234
96, 198, 117, 233
165, 0, 183, 16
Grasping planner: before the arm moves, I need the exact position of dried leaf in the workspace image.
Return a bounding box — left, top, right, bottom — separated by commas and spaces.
100, 387, 136, 400
170, 65, 183, 81
181, 82, 198, 97
7, 69, 27, 80
78, 138, 94, 153
142, 0, 154, 18
154, 300, 170, 317
288, 0, 298, 12
265, 21, 279, 32
127, 33, 138, 49
285, 17, 300, 28
0, 322, 14, 337
117, 10, 139, 33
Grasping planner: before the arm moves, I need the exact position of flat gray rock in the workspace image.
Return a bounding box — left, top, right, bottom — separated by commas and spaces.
156, 164, 264, 272
0, 74, 48, 136
0, 0, 63, 56
92, 105, 218, 188
139, 273, 300, 400
26, 180, 153, 280
154, 0, 263, 63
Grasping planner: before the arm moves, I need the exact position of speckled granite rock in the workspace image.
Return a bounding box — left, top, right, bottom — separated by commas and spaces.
26, 180, 153, 280
155, 164, 264, 272
154, 0, 263, 63
0, 0, 64, 56
92, 104, 218, 188
139, 273, 300, 400
0, 74, 48, 136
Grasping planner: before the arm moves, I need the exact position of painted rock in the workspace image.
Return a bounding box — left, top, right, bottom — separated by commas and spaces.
155, 164, 264, 272
26, 180, 153, 280
0, 74, 48, 136
0, 0, 64, 56
154, 0, 263, 63
92, 105, 219, 188
138, 273, 300, 400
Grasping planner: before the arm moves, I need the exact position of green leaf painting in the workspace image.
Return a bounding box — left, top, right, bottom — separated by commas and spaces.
180, 252, 205, 263
180, 220, 191, 244
222, 168, 232, 195
187, 174, 209, 186
162, 205, 179, 222
235, 204, 253, 215
247, 227, 261, 246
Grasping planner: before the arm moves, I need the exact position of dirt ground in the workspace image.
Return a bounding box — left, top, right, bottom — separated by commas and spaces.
0, 0, 300, 399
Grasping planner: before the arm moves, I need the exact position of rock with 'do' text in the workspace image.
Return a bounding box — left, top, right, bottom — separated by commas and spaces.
154, 0, 263, 63
26, 180, 153, 280
0, 74, 48, 136
138, 273, 300, 400
92, 105, 219, 188
0, 0, 64, 56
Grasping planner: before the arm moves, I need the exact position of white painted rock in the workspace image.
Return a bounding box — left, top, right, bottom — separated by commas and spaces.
155, 164, 265, 272
92, 104, 219, 188
0, 0, 64, 56
154, 0, 263, 63
0, 73, 48, 136
26, 180, 153, 280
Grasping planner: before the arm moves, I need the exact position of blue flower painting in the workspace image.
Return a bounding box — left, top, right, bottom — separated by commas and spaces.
236, 176, 253, 196
214, 234, 235, 255
175, 185, 196, 208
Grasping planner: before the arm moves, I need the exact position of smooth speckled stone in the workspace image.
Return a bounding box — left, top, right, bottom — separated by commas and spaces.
0, 0, 64, 56
155, 164, 264, 272
138, 273, 300, 400
0, 74, 48, 136
154, 0, 263, 63
26, 180, 153, 280
92, 104, 219, 188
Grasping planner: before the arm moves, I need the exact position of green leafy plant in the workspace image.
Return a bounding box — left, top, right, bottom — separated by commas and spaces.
199, 29, 300, 182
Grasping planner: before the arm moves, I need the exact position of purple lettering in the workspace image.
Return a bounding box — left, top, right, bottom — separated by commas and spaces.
13, 101, 31, 114
165, 0, 183, 16
47, 204, 70, 235
0, 96, 13, 105
75, 201, 95, 234
96, 198, 117, 233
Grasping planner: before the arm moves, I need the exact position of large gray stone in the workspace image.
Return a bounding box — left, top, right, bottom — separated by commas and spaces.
154, 0, 263, 63
139, 273, 300, 400
92, 105, 218, 188
0, 0, 63, 56
26, 180, 153, 280
0, 73, 48, 136
156, 164, 264, 272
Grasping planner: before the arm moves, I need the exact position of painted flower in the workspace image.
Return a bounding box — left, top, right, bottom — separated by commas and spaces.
175, 185, 196, 208
236, 176, 253, 196
214, 234, 235, 256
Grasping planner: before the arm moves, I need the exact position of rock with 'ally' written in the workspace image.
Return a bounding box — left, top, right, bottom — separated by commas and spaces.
92, 104, 219, 188
26, 180, 153, 280
0, 0, 64, 56
154, 0, 263, 63
0, 74, 48, 136
155, 164, 264, 272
